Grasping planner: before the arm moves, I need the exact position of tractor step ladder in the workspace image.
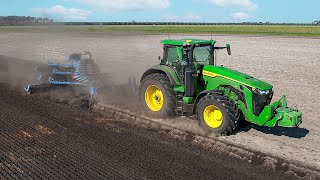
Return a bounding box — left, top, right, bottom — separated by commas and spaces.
175, 92, 184, 115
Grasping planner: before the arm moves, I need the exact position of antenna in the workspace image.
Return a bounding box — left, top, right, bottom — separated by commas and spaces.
168, 33, 171, 39
210, 33, 213, 40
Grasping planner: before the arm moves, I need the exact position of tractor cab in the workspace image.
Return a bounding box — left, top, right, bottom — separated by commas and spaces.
161, 39, 231, 63
160, 39, 231, 82
161, 39, 215, 66
161, 39, 231, 90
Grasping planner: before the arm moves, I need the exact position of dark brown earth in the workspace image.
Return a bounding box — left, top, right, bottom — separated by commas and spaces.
0, 55, 316, 179
0, 83, 293, 180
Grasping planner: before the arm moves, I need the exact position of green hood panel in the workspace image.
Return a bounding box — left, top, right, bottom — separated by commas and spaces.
203, 65, 273, 90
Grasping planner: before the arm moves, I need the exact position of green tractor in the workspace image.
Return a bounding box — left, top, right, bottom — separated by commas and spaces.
139, 39, 302, 135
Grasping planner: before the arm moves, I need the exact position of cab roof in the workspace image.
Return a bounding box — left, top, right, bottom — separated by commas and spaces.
161, 39, 216, 46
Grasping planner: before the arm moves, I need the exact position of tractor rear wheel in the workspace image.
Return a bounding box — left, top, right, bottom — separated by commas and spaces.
139, 73, 176, 118
196, 94, 238, 135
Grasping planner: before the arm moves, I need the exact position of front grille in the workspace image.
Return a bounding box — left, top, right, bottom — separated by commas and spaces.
252, 90, 273, 116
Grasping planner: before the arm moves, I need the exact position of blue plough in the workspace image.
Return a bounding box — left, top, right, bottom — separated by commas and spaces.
24, 52, 99, 102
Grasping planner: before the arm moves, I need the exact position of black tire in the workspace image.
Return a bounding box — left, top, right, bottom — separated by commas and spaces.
139, 73, 176, 118
196, 93, 239, 135
231, 99, 241, 127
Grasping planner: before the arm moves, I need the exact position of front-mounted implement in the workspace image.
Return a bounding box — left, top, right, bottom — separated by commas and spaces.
139, 39, 302, 135
24, 52, 99, 103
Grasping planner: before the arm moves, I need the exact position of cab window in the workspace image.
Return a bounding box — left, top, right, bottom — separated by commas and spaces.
193, 45, 213, 65
166, 47, 179, 66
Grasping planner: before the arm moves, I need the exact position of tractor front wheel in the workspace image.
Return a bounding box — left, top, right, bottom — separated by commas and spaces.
196, 94, 238, 135
139, 73, 176, 118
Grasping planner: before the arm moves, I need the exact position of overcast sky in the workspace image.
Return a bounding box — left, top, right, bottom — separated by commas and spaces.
0, 0, 318, 23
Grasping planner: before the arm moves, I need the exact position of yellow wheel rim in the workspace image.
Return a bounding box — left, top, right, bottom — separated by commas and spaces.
203, 105, 223, 128
145, 85, 164, 112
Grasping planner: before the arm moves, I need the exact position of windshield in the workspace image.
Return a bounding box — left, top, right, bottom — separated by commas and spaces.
193, 45, 214, 65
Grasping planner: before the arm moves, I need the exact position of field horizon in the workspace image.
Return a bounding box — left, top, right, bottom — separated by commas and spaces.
1, 25, 320, 37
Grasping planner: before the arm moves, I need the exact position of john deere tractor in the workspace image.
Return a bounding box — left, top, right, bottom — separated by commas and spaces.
139, 39, 302, 134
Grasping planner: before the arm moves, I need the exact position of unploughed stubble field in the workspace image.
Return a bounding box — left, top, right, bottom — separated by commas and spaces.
1, 25, 320, 36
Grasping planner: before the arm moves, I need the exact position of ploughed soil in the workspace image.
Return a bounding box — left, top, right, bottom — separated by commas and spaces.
0, 56, 318, 179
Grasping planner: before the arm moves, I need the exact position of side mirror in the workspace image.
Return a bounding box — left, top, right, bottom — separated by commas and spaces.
158, 56, 165, 64
226, 44, 231, 55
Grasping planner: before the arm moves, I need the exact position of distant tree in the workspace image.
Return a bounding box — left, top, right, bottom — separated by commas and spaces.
0, 16, 54, 25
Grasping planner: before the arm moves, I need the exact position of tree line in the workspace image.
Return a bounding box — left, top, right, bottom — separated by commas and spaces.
0, 16, 319, 26
313, 21, 320, 24
0, 16, 54, 25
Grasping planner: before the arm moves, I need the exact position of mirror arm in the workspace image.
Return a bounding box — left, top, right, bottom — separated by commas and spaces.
213, 46, 231, 55
214, 47, 226, 50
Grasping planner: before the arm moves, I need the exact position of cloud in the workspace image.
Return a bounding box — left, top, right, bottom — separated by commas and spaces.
230, 12, 253, 20
209, 0, 257, 11
33, 5, 91, 20
163, 13, 202, 22
76, 0, 170, 11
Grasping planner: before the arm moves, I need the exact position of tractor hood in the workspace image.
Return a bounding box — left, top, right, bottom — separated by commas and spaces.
202, 65, 273, 90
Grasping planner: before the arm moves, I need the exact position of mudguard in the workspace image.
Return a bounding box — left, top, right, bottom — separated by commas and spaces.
140, 65, 181, 86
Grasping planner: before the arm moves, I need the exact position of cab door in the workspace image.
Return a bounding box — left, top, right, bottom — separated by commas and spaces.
163, 45, 186, 82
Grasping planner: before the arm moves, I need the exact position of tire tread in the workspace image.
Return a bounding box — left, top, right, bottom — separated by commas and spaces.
196, 93, 239, 135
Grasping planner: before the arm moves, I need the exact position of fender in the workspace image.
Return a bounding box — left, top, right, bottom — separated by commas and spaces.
192, 90, 224, 113
192, 87, 246, 113
140, 65, 181, 86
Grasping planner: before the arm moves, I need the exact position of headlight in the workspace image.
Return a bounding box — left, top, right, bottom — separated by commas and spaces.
255, 89, 271, 95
